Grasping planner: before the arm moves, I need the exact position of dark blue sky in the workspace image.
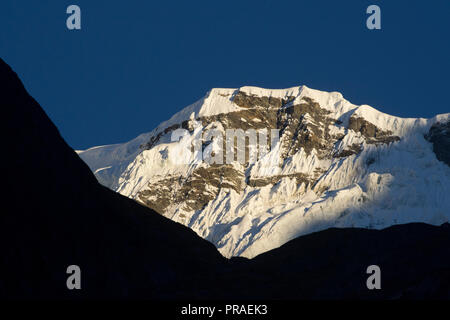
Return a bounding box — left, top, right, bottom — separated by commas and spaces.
1, 0, 449, 149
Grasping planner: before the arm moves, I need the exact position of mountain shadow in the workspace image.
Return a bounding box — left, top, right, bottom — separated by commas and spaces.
0, 58, 226, 299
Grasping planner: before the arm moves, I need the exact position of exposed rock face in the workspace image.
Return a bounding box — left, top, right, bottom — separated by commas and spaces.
233, 91, 295, 109
138, 164, 244, 215
277, 97, 337, 159
79, 85, 450, 258
247, 172, 318, 188
426, 121, 450, 167
348, 116, 400, 144
333, 143, 362, 158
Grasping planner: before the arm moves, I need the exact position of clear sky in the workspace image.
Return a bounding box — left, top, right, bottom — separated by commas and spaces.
1, 0, 449, 149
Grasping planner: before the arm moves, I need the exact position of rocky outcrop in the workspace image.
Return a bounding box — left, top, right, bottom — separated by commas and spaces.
138, 164, 244, 215
247, 172, 312, 188
426, 121, 450, 167
348, 116, 400, 144
277, 97, 337, 159
333, 143, 362, 158
233, 91, 295, 109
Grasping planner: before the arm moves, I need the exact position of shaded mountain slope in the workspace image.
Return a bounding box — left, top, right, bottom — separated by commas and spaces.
0, 58, 226, 299
231, 223, 450, 299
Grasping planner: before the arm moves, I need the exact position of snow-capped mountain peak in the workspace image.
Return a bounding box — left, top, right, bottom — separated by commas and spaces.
78, 85, 450, 258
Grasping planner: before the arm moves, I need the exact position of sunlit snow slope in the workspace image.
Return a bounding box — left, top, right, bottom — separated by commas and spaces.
78, 85, 450, 258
